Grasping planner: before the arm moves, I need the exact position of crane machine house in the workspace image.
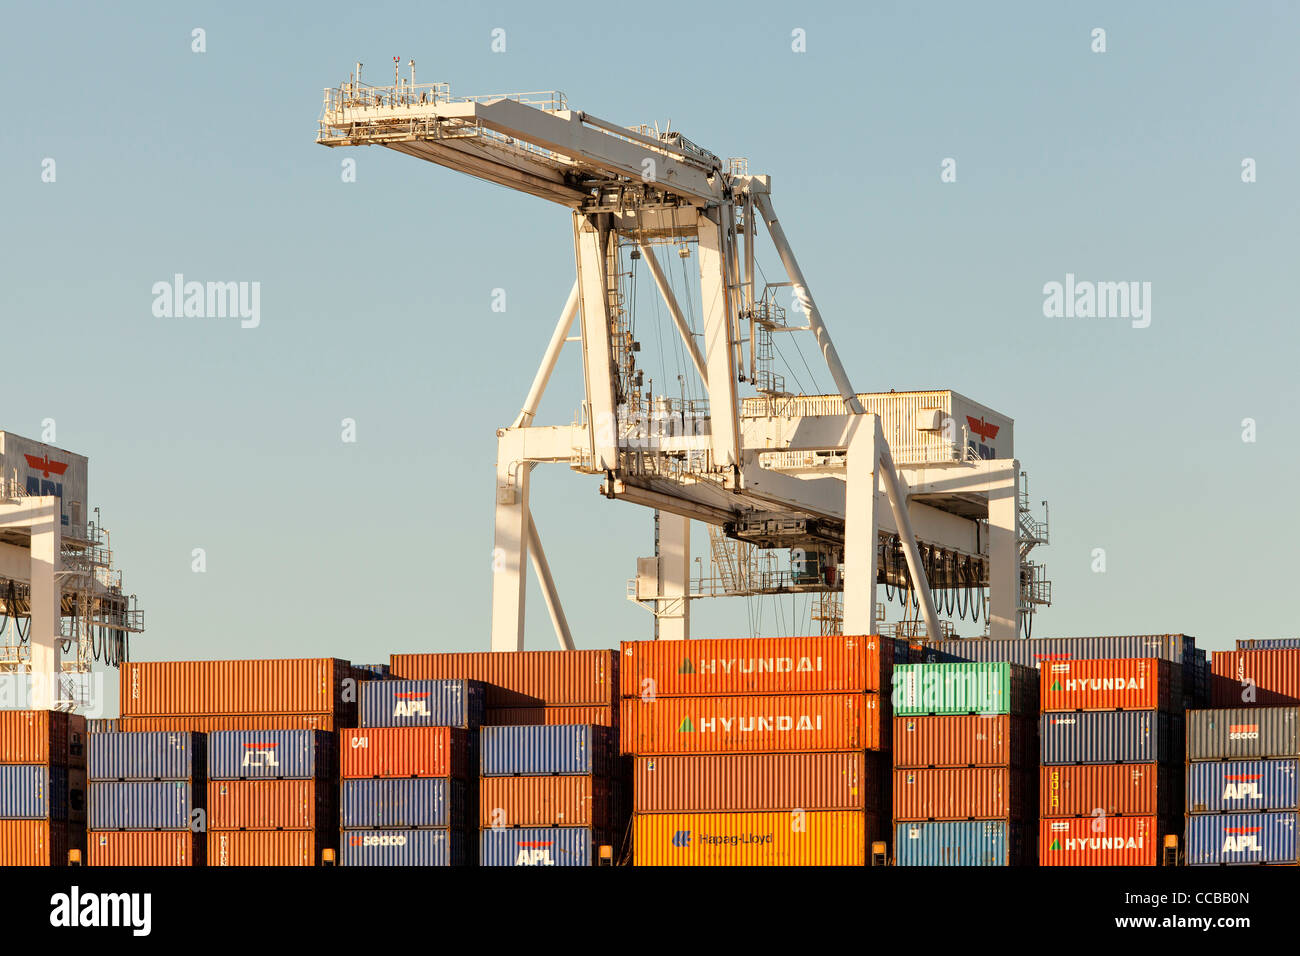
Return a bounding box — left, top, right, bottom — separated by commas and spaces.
316, 62, 1052, 651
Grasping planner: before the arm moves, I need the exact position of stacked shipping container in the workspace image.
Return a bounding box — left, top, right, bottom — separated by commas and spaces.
891, 662, 1037, 866
0, 711, 85, 866
87, 732, 205, 865
1037, 658, 1182, 866
340, 680, 483, 866
621, 635, 894, 865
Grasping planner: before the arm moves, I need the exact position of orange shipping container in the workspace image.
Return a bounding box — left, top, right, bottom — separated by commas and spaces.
1040, 658, 1175, 712
120, 659, 351, 717
389, 649, 617, 708
619, 635, 891, 699
1211, 650, 1300, 706
340, 727, 470, 779
633, 752, 881, 813
620, 693, 885, 755
891, 715, 1026, 768
207, 780, 330, 830
0, 710, 71, 766
632, 811, 877, 866
892, 767, 1024, 821
479, 775, 609, 829
1040, 763, 1168, 818
208, 829, 330, 866
89, 831, 203, 866
484, 706, 616, 728
0, 820, 68, 866
1039, 815, 1161, 866
119, 713, 337, 732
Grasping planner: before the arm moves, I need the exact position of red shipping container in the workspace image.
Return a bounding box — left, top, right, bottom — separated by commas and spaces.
1040, 658, 1175, 712
1039, 815, 1161, 866
484, 706, 616, 728
0, 710, 71, 766
892, 767, 1024, 821
340, 727, 470, 779
120, 659, 351, 717
891, 715, 1027, 768
633, 752, 881, 813
1040, 763, 1167, 818
1211, 650, 1300, 706
620, 693, 885, 755
389, 649, 616, 708
479, 775, 610, 829
119, 713, 338, 732
619, 635, 891, 699
208, 829, 331, 866
89, 831, 203, 866
207, 779, 330, 830
0, 820, 68, 866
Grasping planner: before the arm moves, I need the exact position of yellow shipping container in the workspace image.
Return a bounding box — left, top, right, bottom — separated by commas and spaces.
633, 810, 871, 866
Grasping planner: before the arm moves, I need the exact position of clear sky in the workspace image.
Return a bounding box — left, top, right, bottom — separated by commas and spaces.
4, 1, 1297, 715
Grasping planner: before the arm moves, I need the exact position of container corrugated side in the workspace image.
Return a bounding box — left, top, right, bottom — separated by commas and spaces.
86, 719, 121, 734
1236, 639, 1300, 650
479, 775, 608, 829
892, 767, 1023, 821
619, 635, 891, 698
207, 829, 334, 866
1186, 812, 1300, 865
891, 662, 1036, 716
891, 715, 1028, 768
1039, 816, 1160, 866
0, 820, 67, 866
931, 635, 1195, 668
86, 781, 201, 830
207, 730, 336, 780
0, 765, 67, 820
1186, 759, 1299, 813
620, 693, 885, 755
1040, 658, 1178, 712
88, 831, 204, 866
340, 727, 470, 779
358, 679, 485, 729
389, 649, 617, 708
341, 778, 463, 829
341, 828, 464, 866
118, 714, 338, 733
1211, 650, 1300, 706
893, 820, 1022, 866
480, 724, 612, 776
1040, 764, 1168, 818
207, 779, 333, 830
632, 752, 879, 813
119, 658, 352, 717
87, 732, 204, 781
484, 706, 616, 728
481, 826, 609, 866
0, 710, 69, 766
1039, 711, 1180, 765
1186, 707, 1300, 761
632, 811, 872, 866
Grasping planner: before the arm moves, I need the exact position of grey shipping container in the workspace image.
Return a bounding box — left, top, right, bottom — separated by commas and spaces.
341, 828, 464, 866
928, 635, 1196, 668
1039, 710, 1181, 765
87, 780, 202, 829
358, 679, 486, 729
1186, 759, 1299, 814
207, 730, 336, 780
1186, 812, 1299, 865
87, 732, 204, 781
1236, 639, 1300, 650
1186, 707, 1300, 761
0, 764, 68, 820
480, 724, 613, 777
479, 826, 608, 866
893, 820, 1024, 866
340, 777, 465, 829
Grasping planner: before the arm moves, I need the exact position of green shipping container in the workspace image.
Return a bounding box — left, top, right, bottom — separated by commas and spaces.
891, 662, 1036, 716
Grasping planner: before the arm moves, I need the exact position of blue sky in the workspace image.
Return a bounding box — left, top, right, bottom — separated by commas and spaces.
3, 2, 1297, 713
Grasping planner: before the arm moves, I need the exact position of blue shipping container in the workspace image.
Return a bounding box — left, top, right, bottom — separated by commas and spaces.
207, 730, 334, 780
1186, 812, 1300, 865
87, 732, 204, 782
893, 821, 1022, 866
480, 724, 610, 777
340, 778, 464, 829
1039, 710, 1180, 765
86, 781, 200, 829
1186, 760, 1300, 814
351, 663, 392, 680
341, 828, 464, 867
358, 679, 485, 729
0, 765, 67, 820
480, 827, 604, 866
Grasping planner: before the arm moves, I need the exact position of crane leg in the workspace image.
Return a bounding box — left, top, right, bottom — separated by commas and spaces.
490, 460, 532, 652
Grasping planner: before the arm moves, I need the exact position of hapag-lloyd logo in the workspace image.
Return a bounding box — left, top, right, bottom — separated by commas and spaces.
697, 831, 775, 847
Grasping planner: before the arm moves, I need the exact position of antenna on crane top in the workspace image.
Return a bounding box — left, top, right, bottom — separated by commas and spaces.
409, 59, 416, 90
394, 56, 401, 88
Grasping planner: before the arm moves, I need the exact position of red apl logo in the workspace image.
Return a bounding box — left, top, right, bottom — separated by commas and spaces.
966, 416, 1000, 442
24, 454, 68, 478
